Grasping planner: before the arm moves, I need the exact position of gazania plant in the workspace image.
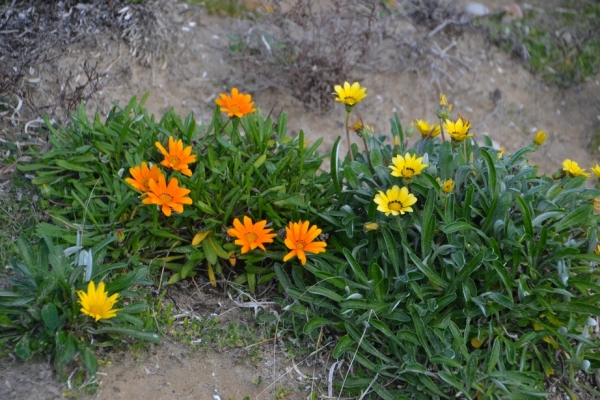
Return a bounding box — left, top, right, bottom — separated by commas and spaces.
272, 89, 600, 398
0, 235, 157, 380
13, 80, 600, 399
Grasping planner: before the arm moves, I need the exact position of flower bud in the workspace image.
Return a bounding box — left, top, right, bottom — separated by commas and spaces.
533, 130, 547, 146
364, 222, 380, 232
405, 122, 415, 138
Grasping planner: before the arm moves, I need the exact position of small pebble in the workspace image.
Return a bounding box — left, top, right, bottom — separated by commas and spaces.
189, 22, 196, 27
212, 35, 219, 40
464, 2, 490, 16
182, 27, 190, 32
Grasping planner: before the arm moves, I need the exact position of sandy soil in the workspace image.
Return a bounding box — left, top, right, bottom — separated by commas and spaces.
1, 0, 599, 399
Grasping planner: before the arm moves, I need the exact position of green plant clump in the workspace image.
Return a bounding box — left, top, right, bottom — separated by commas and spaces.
7, 85, 600, 398
479, 2, 600, 86
0, 235, 158, 380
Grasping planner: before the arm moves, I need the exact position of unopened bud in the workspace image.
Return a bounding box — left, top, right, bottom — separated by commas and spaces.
406, 123, 415, 138
364, 222, 380, 232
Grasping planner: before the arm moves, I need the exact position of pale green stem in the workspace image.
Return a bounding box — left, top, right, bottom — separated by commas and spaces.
345, 111, 354, 161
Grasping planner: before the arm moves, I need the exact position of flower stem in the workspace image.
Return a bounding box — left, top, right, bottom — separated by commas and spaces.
345, 111, 354, 161
218, 117, 231, 135
439, 118, 446, 142
362, 134, 374, 173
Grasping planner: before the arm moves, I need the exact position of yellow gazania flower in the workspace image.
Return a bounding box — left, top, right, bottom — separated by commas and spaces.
498, 147, 505, 158
591, 163, 600, 179
444, 117, 473, 142
227, 216, 277, 254
439, 93, 453, 112
595, 244, 600, 255
215, 87, 256, 118
142, 175, 193, 216
414, 119, 441, 138
533, 130, 548, 146
562, 159, 591, 178
125, 162, 164, 193
77, 281, 120, 322
333, 81, 367, 107
441, 179, 455, 194
155, 136, 197, 177
283, 220, 327, 266
373, 185, 417, 216
389, 153, 428, 179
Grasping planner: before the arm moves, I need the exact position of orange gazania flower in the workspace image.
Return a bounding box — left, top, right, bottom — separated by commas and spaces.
227, 216, 277, 254
142, 175, 192, 217
283, 220, 327, 266
125, 162, 164, 193
215, 87, 256, 118
155, 136, 197, 177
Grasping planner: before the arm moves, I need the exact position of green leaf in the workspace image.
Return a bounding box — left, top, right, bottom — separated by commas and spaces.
343, 165, 360, 189
333, 335, 354, 358
105, 266, 149, 294
41, 303, 59, 332
60, 333, 78, 364
307, 286, 343, 302
343, 248, 369, 286
515, 196, 533, 237
368, 262, 385, 301
331, 137, 342, 195
480, 148, 497, 195
16, 237, 37, 273
430, 356, 463, 368
438, 370, 468, 395
447, 252, 484, 294
553, 205, 592, 232
442, 220, 486, 239
54, 159, 95, 173
15, 333, 33, 361
488, 292, 514, 308
370, 320, 401, 346
303, 317, 330, 334
207, 236, 229, 259
345, 321, 392, 363
552, 302, 600, 316
149, 229, 185, 241
420, 189, 436, 257
486, 337, 501, 374
381, 227, 400, 276
80, 348, 98, 375
438, 141, 454, 180
202, 237, 218, 265
403, 244, 446, 288
88, 326, 160, 342
35, 274, 58, 306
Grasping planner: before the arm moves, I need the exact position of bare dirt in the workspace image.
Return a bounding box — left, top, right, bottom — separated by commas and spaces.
1, 0, 600, 399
